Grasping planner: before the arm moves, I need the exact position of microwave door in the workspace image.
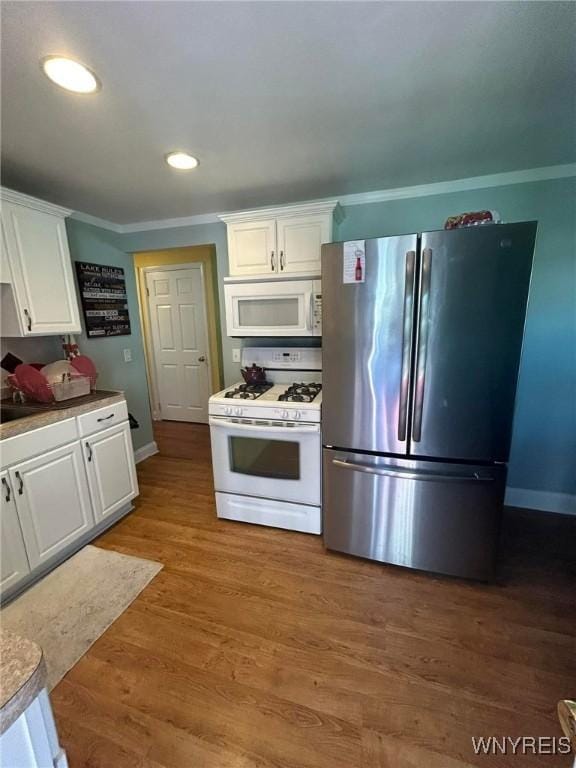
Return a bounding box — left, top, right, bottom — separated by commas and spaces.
225, 280, 315, 337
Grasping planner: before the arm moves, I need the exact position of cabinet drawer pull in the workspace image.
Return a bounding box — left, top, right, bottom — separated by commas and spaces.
2, 477, 11, 502
23, 309, 32, 332
86, 442, 93, 462
97, 413, 114, 422
280, 250, 284, 271
15, 471, 23, 495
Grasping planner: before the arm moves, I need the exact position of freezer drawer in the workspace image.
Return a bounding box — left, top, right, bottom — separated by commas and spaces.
323, 449, 506, 580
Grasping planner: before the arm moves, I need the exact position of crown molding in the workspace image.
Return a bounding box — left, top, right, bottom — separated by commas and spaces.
70, 210, 124, 233
0, 187, 73, 218
218, 199, 340, 225
120, 211, 220, 233
337, 164, 576, 207
46, 162, 576, 236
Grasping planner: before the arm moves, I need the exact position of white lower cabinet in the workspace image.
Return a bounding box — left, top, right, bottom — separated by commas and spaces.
9, 442, 94, 570
0, 471, 31, 593
83, 422, 139, 522
1, 689, 68, 768
0, 405, 139, 600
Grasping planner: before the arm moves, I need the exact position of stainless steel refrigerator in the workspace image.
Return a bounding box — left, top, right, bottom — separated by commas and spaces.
321, 223, 537, 580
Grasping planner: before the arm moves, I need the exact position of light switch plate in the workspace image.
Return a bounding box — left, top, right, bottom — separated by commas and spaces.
232, 348, 241, 363
123, 348, 132, 362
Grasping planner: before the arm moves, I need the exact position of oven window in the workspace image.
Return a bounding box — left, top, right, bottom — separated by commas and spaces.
229, 436, 300, 480
238, 297, 300, 327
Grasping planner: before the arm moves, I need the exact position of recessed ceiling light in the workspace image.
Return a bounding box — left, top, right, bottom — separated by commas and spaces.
41, 56, 100, 94
165, 152, 199, 170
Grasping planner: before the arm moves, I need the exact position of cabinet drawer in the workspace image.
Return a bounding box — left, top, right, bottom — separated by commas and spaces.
1, 418, 78, 469
77, 401, 128, 437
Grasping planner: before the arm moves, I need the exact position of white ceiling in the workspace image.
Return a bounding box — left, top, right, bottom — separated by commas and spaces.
1, 1, 575, 224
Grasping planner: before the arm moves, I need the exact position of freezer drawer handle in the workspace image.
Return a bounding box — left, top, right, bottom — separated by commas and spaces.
332, 459, 494, 483
412, 247, 432, 442
398, 250, 416, 441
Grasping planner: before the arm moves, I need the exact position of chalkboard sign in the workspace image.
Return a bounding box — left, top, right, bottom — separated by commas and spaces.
75, 262, 131, 337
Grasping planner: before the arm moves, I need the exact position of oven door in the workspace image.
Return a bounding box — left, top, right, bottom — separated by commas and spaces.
210, 417, 321, 505
224, 280, 315, 337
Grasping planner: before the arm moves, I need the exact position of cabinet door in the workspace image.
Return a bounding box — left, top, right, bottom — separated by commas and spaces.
276, 214, 330, 276
0, 471, 30, 594
84, 422, 138, 522
228, 219, 277, 276
10, 443, 94, 569
1, 202, 81, 334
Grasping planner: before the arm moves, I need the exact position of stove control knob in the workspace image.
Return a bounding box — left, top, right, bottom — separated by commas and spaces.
234, 406, 243, 417
282, 409, 290, 420
295, 411, 302, 420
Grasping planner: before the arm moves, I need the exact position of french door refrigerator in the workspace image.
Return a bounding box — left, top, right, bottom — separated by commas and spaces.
321, 223, 537, 580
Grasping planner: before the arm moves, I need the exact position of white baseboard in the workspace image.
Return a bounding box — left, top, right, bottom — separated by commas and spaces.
134, 441, 159, 464
505, 487, 576, 516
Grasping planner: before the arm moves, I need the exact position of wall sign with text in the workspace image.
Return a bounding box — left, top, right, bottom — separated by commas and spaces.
75, 261, 131, 337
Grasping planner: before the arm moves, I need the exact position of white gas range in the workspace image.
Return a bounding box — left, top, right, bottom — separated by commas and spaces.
209, 347, 322, 534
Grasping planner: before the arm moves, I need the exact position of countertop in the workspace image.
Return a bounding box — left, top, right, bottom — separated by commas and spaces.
0, 630, 46, 734
0, 390, 126, 441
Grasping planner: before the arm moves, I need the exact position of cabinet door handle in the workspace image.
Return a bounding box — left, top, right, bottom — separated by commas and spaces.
270, 251, 275, 271
86, 442, 93, 462
280, 251, 284, 271
15, 471, 23, 495
96, 413, 114, 422
23, 309, 32, 332
1, 477, 11, 502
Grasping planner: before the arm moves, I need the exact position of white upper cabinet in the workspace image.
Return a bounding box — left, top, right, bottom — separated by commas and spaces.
220, 201, 339, 278
276, 215, 331, 276
227, 218, 277, 276
0, 189, 81, 336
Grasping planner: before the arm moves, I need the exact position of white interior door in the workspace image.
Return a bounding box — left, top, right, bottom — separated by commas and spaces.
146, 265, 211, 423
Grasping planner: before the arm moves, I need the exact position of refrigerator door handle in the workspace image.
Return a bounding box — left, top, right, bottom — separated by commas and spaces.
398, 250, 416, 441
412, 247, 432, 442
332, 458, 494, 483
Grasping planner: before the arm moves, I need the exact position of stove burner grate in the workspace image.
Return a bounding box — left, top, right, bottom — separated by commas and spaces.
278, 382, 322, 403
224, 382, 273, 400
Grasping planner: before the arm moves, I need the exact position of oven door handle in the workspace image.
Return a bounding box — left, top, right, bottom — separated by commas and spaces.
209, 417, 320, 434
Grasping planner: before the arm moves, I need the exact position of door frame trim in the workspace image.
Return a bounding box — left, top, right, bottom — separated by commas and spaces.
139, 261, 218, 422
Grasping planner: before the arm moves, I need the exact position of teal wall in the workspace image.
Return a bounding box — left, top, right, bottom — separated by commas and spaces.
67, 175, 576, 498
65, 219, 154, 451
337, 177, 576, 495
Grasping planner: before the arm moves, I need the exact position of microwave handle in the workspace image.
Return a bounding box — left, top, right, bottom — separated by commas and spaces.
308, 291, 314, 331
209, 417, 320, 434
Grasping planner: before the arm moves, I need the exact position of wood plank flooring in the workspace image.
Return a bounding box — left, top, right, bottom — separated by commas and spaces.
51, 421, 576, 767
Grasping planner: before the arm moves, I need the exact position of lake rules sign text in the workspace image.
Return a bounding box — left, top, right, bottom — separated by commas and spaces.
76, 262, 131, 337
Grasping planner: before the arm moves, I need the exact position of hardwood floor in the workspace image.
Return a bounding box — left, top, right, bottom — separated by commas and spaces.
51, 422, 575, 767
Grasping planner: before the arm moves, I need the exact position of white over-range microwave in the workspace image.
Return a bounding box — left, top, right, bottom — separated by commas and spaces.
224, 279, 322, 337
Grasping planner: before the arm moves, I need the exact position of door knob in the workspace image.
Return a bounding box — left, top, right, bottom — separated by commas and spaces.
198, 356, 206, 362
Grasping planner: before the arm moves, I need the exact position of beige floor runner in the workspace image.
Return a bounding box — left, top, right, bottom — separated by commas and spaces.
1, 545, 162, 690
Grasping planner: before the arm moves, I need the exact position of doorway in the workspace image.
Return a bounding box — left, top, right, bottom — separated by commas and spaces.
134, 246, 223, 427
145, 264, 210, 422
